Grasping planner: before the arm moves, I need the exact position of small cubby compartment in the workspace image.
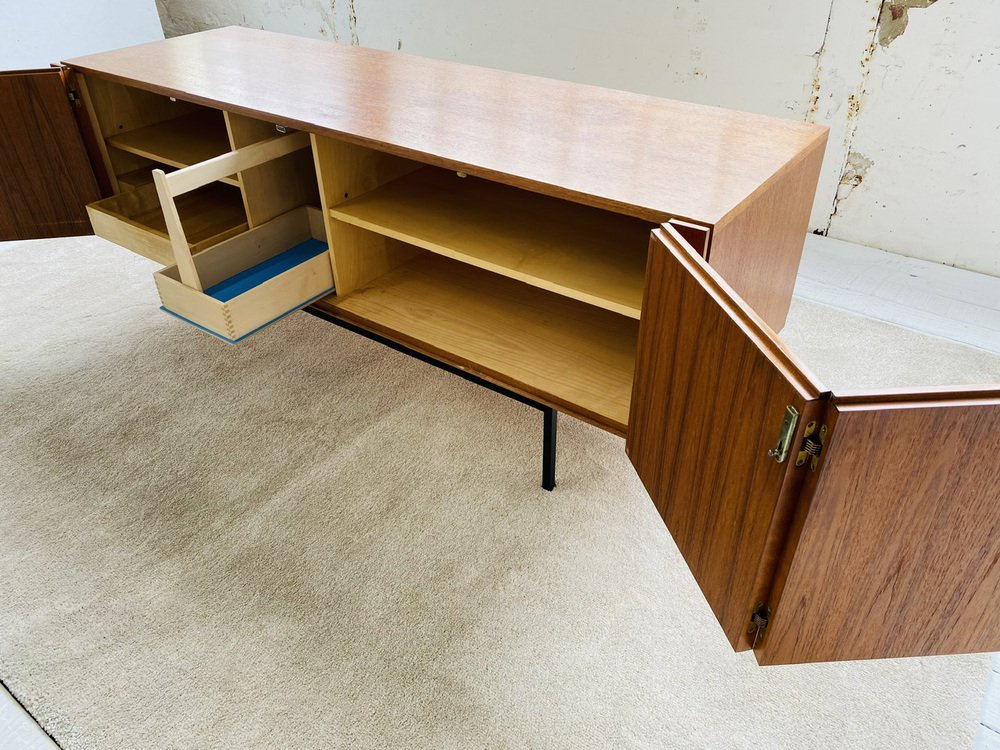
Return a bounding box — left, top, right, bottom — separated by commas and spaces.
327, 166, 657, 318
107, 108, 233, 175
86, 181, 248, 265
80, 75, 237, 190
154, 206, 332, 343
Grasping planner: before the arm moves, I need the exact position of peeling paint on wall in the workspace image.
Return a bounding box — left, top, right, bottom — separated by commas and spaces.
877, 0, 938, 47
828, 151, 874, 224
347, 0, 359, 45
820, 3, 882, 233
316, 1, 338, 42
805, 0, 836, 122
841, 151, 874, 190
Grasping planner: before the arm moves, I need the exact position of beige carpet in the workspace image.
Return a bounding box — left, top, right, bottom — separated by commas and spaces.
2, 236, 999, 749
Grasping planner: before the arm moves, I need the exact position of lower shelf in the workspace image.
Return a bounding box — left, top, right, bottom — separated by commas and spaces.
315, 253, 638, 433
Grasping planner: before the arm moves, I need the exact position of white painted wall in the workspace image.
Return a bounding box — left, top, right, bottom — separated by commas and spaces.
1, 1, 163, 70
154, 0, 999, 276
826, 0, 1000, 276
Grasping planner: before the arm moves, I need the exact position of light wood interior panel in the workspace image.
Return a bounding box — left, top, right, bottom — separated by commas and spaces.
116, 166, 159, 190
87, 181, 247, 263
81, 74, 205, 189
107, 109, 238, 186
187, 206, 315, 289
759, 391, 1000, 664
225, 113, 319, 226
311, 134, 421, 294
329, 167, 654, 318
317, 253, 638, 433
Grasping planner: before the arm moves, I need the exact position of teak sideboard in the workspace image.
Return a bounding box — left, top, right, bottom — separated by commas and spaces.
2, 27, 999, 666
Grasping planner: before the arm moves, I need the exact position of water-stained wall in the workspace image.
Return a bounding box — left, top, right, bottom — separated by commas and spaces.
156, 0, 1000, 276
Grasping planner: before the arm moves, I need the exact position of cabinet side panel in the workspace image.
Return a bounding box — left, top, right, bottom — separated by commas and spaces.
758, 396, 1000, 664
707, 136, 826, 332
0, 69, 100, 240
311, 134, 422, 294
627, 229, 823, 649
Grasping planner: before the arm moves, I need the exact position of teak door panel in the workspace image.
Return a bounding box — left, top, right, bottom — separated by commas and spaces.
758, 388, 1000, 665
632, 226, 1000, 664
627, 226, 827, 649
0, 69, 100, 240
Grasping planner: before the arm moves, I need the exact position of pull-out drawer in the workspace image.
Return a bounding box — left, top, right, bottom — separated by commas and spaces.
154, 206, 332, 342
143, 129, 330, 342
86, 181, 247, 265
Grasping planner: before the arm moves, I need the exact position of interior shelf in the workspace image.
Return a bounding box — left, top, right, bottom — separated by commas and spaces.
328, 167, 655, 319
107, 109, 239, 186
317, 253, 638, 432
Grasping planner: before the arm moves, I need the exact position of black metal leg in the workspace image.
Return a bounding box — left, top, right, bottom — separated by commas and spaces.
302, 307, 563, 490
542, 407, 557, 491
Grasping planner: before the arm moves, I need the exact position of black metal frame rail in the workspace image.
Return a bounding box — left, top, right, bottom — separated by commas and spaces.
303, 307, 558, 490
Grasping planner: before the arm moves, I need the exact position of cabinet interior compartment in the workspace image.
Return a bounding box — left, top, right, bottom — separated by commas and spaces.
318, 244, 638, 433
310, 134, 427, 295
107, 108, 236, 184
328, 166, 656, 318
224, 112, 321, 228
86, 181, 248, 265
79, 75, 236, 191
154, 206, 332, 342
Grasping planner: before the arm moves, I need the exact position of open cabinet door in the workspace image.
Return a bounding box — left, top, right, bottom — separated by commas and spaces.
758, 386, 1000, 664
627, 225, 829, 650
0, 68, 101, 240
631, 226, 1000, 665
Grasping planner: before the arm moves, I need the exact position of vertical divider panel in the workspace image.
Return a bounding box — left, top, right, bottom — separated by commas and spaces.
310, 134, 423, 296
224, 112, 319, 228
71, 73, 116, 196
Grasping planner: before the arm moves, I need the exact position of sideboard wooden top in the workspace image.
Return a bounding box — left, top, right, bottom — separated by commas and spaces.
64, 26, 827, 225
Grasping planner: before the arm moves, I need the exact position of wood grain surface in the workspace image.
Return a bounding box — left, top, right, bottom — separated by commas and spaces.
627, 226, 827, 649
706, 134, 827, 331
63, 27, 826, 225
87, 181, 247, 263
311, 135, 423, 295
225, 113, 319, 227
317, 253, 639, 433
0, 69, 100, 240
107, 109, 231, 173
758, 390, 1000, 664
80, 73, 204, 192
329, 166, 654, 318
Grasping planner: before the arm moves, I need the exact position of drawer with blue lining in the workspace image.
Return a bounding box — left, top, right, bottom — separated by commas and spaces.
153, 206, 333, 343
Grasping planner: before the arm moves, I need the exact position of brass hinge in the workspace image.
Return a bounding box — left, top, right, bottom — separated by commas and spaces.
795, 421, 827, 472
67, 89, 81, 107
766, 405, 799, 463
747, 602, 771, 648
